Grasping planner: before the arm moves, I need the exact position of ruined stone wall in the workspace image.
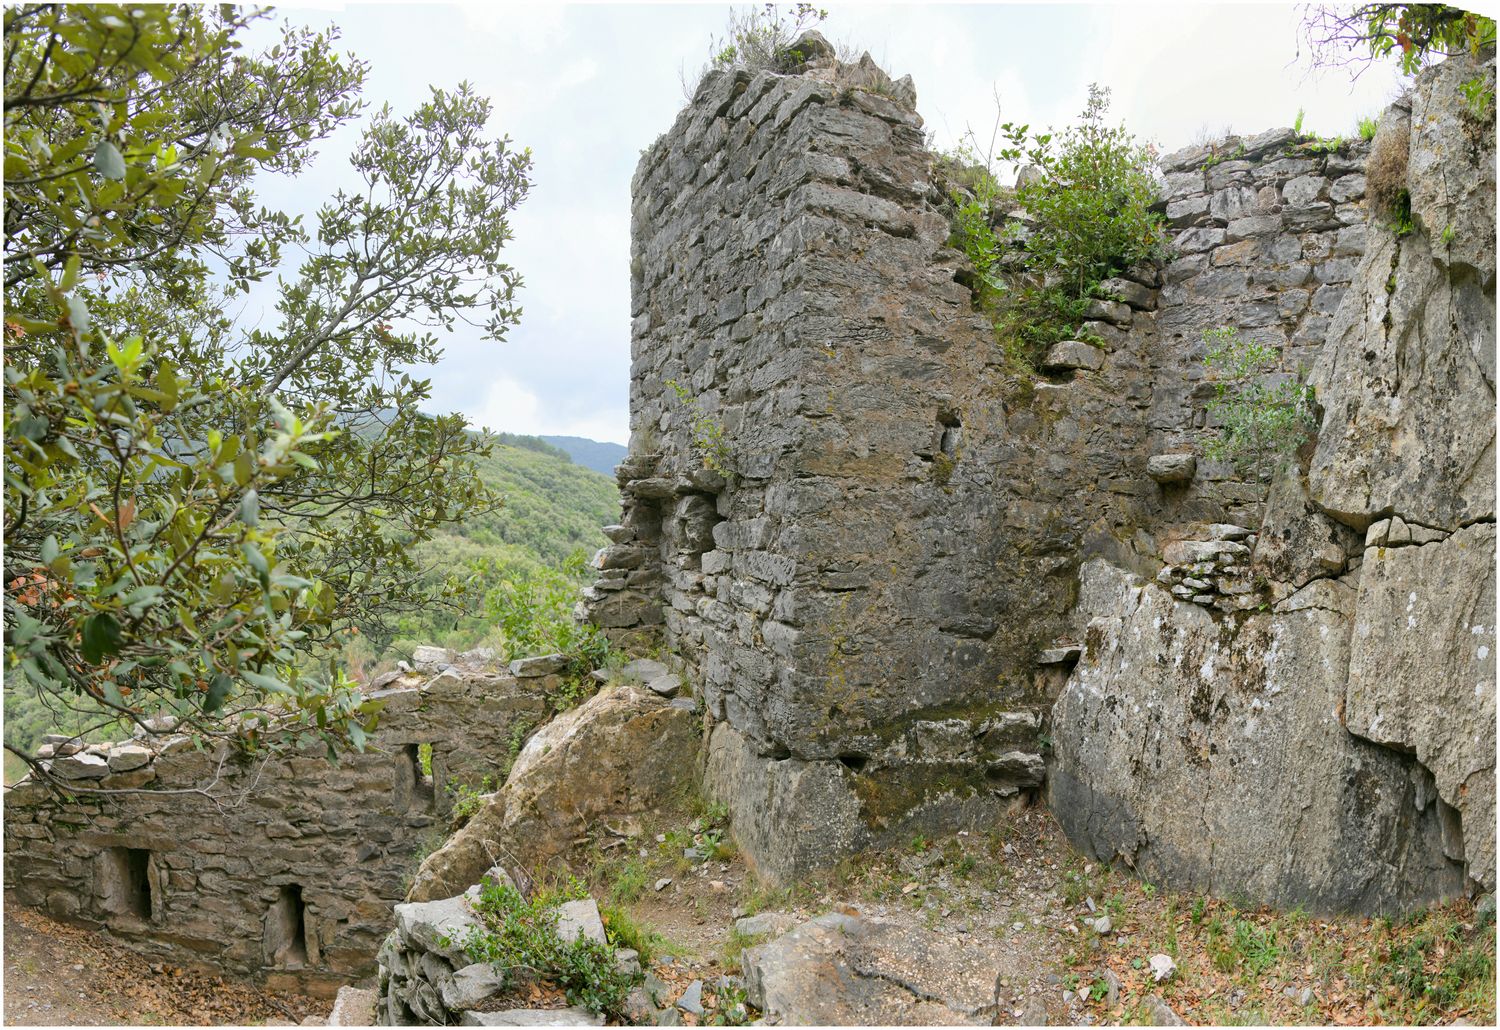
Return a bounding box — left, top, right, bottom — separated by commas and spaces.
1050, 54, 1496, 913
582, 40, 1484, 896
3, 651, 549, 994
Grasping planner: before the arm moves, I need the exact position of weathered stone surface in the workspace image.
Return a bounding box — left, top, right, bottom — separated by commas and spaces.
408, 686, 698, 901
50, 752, 109, 779
441, 964, 508, 1011
328, 986, 378, 1026
106, 745, 152, 772
553, 899, 607, 945
734, 912, 799, 938
585, 43, 1378, 887
411, 645, 455, 672
1346, 524, 1497, 890
742, 910, 1011, 1024
1050, 560, 1466, 914
394, 892, 484, 965
1308, 55, 1496, 532
1042, 340, 1104, 373
507, 654, 568, 678
1146, 454, 1196, 484
4, 663, 547, 991
1252, 471, 1358, 591
458, 1009, 603, 1027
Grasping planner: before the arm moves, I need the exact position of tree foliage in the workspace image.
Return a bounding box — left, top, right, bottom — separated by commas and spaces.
3, 4, 533, 779
1301, 4, 1497, 77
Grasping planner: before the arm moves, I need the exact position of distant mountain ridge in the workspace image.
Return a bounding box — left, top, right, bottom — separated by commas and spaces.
541, 435, 628, 476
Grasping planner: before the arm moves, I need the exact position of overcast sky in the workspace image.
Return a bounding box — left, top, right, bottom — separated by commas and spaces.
256, 1, 1408, 445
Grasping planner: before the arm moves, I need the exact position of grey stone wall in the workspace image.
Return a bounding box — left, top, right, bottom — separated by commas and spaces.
1050, 54, 1495, 913
586, 43, 1385, 885
3, 651, 549, 994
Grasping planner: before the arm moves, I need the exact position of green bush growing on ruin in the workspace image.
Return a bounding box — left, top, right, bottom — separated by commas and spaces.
1008, 85, 1168, 296
707, 3, 829, 73
943, 85, 1165, 373
456, 874, 639, 1018
1202, 327, 1317, 478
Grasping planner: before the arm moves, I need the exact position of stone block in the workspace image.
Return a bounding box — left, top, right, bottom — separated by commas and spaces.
1146, 454, 1196, 484
554, 899, 607, 945
508, 654, 568, 678
1042, 341, 1105, 373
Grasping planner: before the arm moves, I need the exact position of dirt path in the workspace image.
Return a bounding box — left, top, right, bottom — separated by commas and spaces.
2, 896, 318, 1026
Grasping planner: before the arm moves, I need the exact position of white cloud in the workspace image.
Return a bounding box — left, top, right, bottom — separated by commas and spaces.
471, 375, 629, 444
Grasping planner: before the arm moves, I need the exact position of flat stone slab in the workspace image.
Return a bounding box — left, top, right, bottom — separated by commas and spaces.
1037, 645, 1082, 666
509, 654, 568, 678
618, 658, 669, 684
646, 673, 682, 698
742, 911, 1011, 1025
106, 744, 152, 772
553, 898, 606, 945
50, 752, 109, 779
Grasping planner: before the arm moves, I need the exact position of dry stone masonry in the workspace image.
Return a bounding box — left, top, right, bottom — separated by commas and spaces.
5, 39, 1494, 1006
584, 36, 1493, 910
1050, 53, 1496, 912
3, 649, 551, 994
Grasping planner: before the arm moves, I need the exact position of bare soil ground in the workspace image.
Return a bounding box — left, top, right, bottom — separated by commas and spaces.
2, 896, 318, 1026
586, 805, 1497, 1027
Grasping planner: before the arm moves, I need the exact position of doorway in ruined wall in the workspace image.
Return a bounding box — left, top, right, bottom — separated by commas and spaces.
98, 846, 154, 923
264, 883, 311, 969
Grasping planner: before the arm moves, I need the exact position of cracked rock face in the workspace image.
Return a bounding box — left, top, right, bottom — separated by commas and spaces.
1308, 56, 1496, 531
1346, 523, 1497, 891
1049, 561, 1466, 914
1050, 54, 1494, 912
742, 910, 1012, 1024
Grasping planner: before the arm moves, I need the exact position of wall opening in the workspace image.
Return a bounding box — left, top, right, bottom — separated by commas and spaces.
100, 847, 152, 920
938, 412, 962, 457
405, 743, 436, 809
265, 884, 309, 969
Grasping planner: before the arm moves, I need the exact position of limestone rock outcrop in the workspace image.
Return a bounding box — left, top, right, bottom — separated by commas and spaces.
1050, 54, 1495, 910
407, 685, 699, 902
1049, 560, 1466, 912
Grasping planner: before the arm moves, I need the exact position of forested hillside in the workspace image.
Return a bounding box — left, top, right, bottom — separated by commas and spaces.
540, 435, 628, 475
3, 433, 619, 767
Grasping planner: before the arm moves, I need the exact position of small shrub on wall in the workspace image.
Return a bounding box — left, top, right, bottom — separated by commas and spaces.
942, 85, 1166, 373
1202, 327, 1317, 479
